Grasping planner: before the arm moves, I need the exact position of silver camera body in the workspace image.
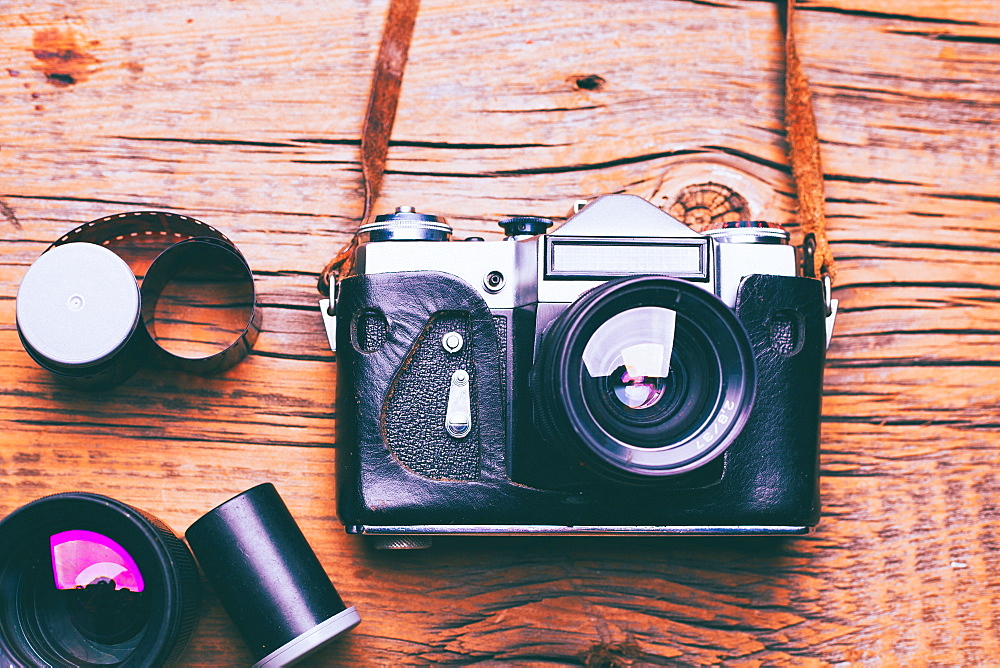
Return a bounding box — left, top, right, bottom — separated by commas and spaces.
330, 194, 797, 333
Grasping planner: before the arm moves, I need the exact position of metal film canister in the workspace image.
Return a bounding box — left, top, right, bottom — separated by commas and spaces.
185, 484, 360, 667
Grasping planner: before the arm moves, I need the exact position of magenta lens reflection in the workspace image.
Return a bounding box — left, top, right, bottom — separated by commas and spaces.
49, 529, 151, 645
612, 370, 668, 410
51, 529, 146, 593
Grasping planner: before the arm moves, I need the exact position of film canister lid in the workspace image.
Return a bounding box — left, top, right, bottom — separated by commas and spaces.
185, 483, 360, 667
16, 242, 140, 370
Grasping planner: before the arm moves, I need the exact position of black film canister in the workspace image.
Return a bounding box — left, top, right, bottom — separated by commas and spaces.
185, 483, 360, 667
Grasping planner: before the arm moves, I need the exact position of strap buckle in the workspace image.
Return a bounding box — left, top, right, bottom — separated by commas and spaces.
319, 275, 338, 352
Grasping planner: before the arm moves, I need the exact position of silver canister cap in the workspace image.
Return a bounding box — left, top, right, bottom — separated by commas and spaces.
16, 242, 139, 368
702, 220, 790, 245
358, 206, 452, 242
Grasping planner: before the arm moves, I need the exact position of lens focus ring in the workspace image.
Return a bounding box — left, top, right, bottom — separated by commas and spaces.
532, 276, 756, 482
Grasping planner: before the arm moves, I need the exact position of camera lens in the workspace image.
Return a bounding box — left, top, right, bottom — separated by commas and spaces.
0, 493, 200, 667
533, 276, 755, 482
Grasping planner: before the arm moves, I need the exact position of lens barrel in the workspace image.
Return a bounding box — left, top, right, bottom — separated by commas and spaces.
532, 276, 756, 482
0, 493, 201, 667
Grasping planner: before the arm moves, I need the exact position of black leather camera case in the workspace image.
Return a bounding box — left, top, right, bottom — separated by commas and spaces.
335, 270, 826, 531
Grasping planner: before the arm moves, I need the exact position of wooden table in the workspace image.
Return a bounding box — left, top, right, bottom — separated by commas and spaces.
2, 0, 998, 664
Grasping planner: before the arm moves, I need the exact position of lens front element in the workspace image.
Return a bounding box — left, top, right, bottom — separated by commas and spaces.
583, 307, 674, 397
611, 368, 669, 410
534, 276, 756, 482
583, 306, 676, 415
49, 530, 151, 645
581, 305, 726, 450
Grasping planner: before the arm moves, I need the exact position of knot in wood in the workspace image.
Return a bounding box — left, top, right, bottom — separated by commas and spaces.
581, 640, 642, 667
667, 182, 751, 232
574, 74, 606, 91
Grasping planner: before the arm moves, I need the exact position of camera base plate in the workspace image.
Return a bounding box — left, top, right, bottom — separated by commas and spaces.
350, 524, 812, 538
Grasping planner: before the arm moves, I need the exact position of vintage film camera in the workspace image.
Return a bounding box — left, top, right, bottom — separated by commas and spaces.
322, 194, 837, 547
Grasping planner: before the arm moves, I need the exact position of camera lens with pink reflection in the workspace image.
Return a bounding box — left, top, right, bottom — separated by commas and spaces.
0, 493, 200, 667
49, 529, 150, 645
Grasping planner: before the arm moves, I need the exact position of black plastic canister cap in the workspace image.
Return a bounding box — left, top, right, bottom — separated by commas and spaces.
185, 483, 360, 667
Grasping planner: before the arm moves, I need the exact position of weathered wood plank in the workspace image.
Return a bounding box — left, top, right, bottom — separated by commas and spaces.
1, 0, 999, 665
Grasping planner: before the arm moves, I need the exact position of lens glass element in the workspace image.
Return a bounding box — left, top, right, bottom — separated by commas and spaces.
612, 370, 668, 410
582, 306, 675, 412
580, 304, 727, 450
0, 494, 200, 667
51, 530, 145, 593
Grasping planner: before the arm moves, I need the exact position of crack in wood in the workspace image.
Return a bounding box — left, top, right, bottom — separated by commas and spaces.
799, 5, 984, 26
835, 280, 999, 290
924, 192, 1000, 204
826, 360, 1000, 368
820, 82, 1000, 107
825, 174, 924, 185
887, 30, 1000, 45
833, 239, 1000, 254
381, 148, 703, 177
0, 199, 20, 229
117, 136, 562, 150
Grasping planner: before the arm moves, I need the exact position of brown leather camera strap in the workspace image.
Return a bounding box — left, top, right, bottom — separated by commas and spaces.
319, 0, 420, 293
318, 0, 834, 291
785, 0, 836, 282
361, 0, 420, 226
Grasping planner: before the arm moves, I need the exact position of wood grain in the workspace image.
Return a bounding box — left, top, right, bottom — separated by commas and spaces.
1, 0, 999, 665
